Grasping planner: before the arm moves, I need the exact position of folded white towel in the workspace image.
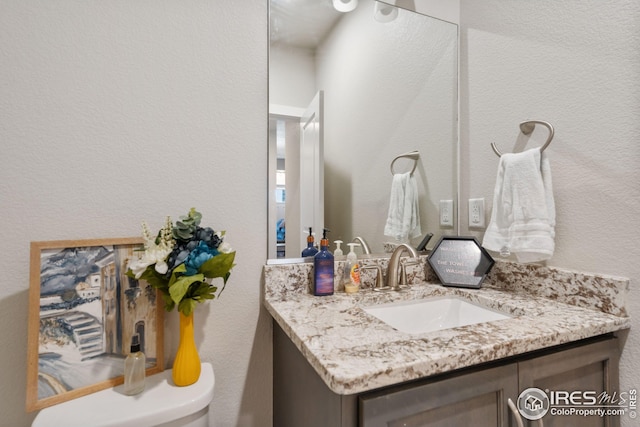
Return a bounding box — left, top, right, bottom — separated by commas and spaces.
384, 172, 421, 242
482, 147, 555, 263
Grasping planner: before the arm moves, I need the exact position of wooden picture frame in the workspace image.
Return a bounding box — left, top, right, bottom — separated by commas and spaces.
26, 237, 164, 412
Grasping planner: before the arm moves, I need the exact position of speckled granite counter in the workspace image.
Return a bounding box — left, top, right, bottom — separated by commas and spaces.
264, 258, 630, 395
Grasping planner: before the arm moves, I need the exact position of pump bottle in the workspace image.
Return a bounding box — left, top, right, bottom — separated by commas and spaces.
301, 227, 319, 257
333, 240, 344, 257
313, 228, 334, 296
124, 334, 146, 395
343, 243, 361, 294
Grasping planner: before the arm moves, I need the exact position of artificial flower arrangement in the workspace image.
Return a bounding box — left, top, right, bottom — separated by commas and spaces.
127, 208, 236, 316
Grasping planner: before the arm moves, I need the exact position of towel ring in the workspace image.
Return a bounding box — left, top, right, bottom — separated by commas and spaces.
390, 150, 420, 175
491, 120, 555, 157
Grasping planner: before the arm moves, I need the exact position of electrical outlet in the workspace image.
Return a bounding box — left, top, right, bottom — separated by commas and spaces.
468, 198, 485, 228
439, 200, 454, 227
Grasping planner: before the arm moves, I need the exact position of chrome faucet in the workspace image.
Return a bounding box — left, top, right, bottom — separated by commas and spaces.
387, 243, 419, 291
351, 236, 371, 255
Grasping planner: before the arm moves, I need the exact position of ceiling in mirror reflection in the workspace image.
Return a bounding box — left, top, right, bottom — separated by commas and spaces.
268, 0, 458, 260
270, 0, 342, 49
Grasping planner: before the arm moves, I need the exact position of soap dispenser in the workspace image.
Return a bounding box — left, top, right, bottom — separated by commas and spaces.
343, 243, 361, 294
124, 334, 145, 396
301, 227, 319, 258
334, 240, 344, 257
313, 228, 334, 296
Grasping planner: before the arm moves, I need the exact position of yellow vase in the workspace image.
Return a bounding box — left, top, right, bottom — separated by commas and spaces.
172, 312, 201, 386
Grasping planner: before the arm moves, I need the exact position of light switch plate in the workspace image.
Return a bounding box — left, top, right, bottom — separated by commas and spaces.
439, 200, 454, 227
468, 198, 485, 228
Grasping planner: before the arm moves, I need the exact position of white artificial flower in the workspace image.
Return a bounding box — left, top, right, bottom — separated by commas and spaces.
154, 261, 168, 274
129, 239, 174, 279
218, 241, 233, 254
129, 254, 154, 279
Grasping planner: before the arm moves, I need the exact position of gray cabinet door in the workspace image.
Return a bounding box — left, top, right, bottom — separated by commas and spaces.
518, 337, 620, 427
359, 363, 519, 427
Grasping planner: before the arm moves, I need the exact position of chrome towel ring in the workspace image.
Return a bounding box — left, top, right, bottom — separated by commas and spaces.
491, 120, 554, 157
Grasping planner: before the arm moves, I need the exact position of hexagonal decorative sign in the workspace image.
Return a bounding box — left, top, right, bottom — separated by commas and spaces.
427, 236, 495, 288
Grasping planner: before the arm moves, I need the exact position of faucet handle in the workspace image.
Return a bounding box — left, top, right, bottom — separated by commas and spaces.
399, 259, 422, 288
360, 265, 390, 292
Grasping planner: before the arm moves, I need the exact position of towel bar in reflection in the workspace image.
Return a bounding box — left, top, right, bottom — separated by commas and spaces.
491, 120, 554, 157
390, 150, 420, 175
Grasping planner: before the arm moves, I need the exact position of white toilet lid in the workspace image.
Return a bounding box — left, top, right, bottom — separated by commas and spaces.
32, 363, 214, 427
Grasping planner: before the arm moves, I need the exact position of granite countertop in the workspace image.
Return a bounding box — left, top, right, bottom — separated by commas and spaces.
264, 259, 630, 396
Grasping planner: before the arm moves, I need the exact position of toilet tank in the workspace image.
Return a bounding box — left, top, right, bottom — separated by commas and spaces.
32, 363, 215, 427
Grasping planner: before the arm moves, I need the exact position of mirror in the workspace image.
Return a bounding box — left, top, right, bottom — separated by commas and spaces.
268, 0, 458, 260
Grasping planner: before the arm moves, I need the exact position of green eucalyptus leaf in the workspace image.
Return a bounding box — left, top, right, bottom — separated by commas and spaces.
172, 208, 203, 242
187, 208, 202, 225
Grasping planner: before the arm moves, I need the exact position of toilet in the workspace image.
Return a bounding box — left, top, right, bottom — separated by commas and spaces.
32, 363, 215, 427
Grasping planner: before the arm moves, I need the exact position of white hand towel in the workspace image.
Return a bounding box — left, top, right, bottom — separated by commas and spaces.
384, 172, 421, 242
482, 147, 555, 263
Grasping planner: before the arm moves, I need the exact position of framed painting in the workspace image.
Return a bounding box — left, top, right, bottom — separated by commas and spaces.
26, 237, 164, 411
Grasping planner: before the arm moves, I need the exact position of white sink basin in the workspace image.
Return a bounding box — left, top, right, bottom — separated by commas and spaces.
363, 296, 513, 334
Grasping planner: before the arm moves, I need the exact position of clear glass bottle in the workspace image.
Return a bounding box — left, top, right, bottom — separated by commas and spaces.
124, 334, 145, 395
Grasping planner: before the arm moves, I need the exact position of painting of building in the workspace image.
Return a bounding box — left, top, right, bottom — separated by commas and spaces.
32, 241, 161, 403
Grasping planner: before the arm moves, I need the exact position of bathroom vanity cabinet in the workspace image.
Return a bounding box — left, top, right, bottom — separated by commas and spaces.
274, 324, 621, 427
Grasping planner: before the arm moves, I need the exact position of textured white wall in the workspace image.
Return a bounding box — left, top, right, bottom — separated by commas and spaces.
0, 1, 269, 426
460, 2, 640, 424
269, 44, 316, 109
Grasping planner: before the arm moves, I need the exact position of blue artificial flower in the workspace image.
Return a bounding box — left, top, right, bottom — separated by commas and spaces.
184, 241, 219, 276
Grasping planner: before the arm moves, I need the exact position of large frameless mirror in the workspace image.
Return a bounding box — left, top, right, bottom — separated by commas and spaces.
268, 0, 458, 260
